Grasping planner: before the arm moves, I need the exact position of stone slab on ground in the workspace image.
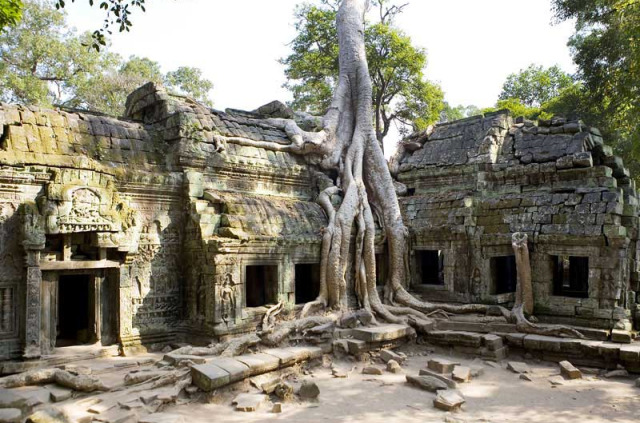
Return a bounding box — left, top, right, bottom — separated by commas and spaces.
548, 376, 565, 386
380, 349, 405, 364
351, 324, 414, 343
418, 368, 458, 388
235, 353, 281, 375
285, 346, 323, 361
427, 358, 460, 374
0, 409, 21, 423
604, 369, 629, 378
163, 354, 207, 366
190, 363, 230, 392
406, 375, 449, 392
232, 394, 268, 412
298, 381, 320, 400
387, 360, 403, 374
46, 385, 73, 403
362, 366, 383, 375
206, 358, 250, 383
0, 388, 27, 409
347, 340, 368, 355
139, 413, 185, 423
559, 361, 582, 379
452, 366, 471, 383
433, 390, 465, 412
507, 361, 531, 374
262, 348, 297, 366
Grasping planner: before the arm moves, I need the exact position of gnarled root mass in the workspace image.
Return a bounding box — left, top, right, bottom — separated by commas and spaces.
170, 333, 261, 358
216, 0, 585, 341
0, 368, 108, 392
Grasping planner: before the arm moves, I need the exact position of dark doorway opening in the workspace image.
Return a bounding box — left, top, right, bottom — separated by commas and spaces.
375, 254, 388, 287
491, 256, 518, 294
57, 275, 92, 346
553, 256, 589, 298
245, 265, 278, 307
417, 250, 445, 285
295, 264, 321, 304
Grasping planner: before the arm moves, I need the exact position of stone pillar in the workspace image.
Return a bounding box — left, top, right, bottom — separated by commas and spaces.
24, 250, 42, 359
117, 260, 133, 345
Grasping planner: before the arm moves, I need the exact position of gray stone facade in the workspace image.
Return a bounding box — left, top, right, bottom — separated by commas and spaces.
395, 112, 639, 330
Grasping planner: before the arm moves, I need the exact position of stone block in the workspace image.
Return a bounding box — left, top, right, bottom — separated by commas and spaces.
452, 366, 471, 383
262, 348, 297, 366
232, 394, 268, 412
418, 369, 458, 388
0, 409, 21, 423
207, 358, 250, 383
482, 334, 503, 351
190, 363, 230, 392
433, 390, 465, 412
351, 324, 414, 342
362, 366, 383, 375
47, 385, 73, 402
406, 375, 448, 392
379, 349, 405, 364
559, 361, 582, 379
611, 329, 632, 344
427, 358, 460, 374
507, 361, 530, 374
235, 353, 280, 375
347, 339, 368, 355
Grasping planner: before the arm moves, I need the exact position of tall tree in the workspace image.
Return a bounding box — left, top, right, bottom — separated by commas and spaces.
499, 64, 574, 107
281, 0, 443, 146
0, 0, 22, 29
552, 0, 640, 180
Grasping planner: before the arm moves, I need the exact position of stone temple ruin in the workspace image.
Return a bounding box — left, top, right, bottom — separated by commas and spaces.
0, 83, 639, 420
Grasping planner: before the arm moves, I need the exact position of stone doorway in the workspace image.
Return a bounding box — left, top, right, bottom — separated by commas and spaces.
57, 274, 92, 347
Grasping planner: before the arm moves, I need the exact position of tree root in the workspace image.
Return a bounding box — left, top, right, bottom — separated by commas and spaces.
0, 368, 108, 392
170, 333, 261, 357
260, 315, 338, 346
262, 301, 284, 332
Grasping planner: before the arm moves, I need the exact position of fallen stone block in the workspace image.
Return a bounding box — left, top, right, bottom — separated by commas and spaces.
520, 374, 533, 382
433, 390, 465, 412
235, 353, 281, 375
406, 375, 448, 392
331, 366, 350, 378
452, 366, 471, 383
355, 310, 374, 326
232, 394, 268, 412
482, 334, 504, 351
298, 381, 320, 400
0, 409, 21, 423
387, 360, 403, 374
352, 324, 414, 343
380, 349, 405, 364
604, 369, 629, 378
362, 366, 383, 375
207, 358, 250, 383
190, 363, 230, 392
558, 361, 582, 380
548, 376, 565, 386
339, 313, 359, 328
274, 383, 294, 401
347, 339, 368, 355
427, 358, 460, 374
272, 403, 282, 413
507, 361, 530, 374
418, 368, 458, 388
0, 389, 27, 409
46, 385, 72, 403
25, 408, 67, 423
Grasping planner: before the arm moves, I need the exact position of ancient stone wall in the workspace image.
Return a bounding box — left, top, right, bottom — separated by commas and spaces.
396, 112, 639, 330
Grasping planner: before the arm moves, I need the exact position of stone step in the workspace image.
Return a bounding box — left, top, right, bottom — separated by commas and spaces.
351, 324, 414, 343
191, 345, 322, 392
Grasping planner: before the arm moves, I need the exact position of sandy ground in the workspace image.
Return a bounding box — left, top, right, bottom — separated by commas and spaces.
164, 347, 639, 423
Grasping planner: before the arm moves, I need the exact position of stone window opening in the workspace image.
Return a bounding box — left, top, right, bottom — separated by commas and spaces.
417, 250, 445, 286
295, 264, 321, 304
245, 265, 279, 308
553, 256, 589, 298
57, 274, 93, 347
491, 256, 518, 294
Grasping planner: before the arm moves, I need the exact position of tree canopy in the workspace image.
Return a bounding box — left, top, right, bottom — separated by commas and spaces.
0, 0, 213, 115
281, 0, 444, 145
499, 64, 574, 107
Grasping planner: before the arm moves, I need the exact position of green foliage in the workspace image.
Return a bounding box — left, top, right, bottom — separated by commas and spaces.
440, 103, 481, 122
0, 0, 23, 28
482, 98, 552, 121
499, 64, 574, 107
0, 0, 213, 115
553, 0, 640, 180
281, 1, 444, 143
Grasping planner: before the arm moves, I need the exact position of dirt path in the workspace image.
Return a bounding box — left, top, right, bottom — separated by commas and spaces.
165, 350, 639, 423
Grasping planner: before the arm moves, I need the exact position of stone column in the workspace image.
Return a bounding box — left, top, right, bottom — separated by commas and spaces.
117, 260, 133, 345
24, 250, 42, 359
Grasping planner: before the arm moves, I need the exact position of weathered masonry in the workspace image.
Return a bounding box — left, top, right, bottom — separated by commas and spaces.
0, 84, 638, 361
394, 112, 639, 330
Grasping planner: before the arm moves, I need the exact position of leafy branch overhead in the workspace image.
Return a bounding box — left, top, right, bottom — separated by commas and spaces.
281, 0, 444, 145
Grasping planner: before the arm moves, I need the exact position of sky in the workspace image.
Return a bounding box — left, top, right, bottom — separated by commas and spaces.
65, 0, 577, 153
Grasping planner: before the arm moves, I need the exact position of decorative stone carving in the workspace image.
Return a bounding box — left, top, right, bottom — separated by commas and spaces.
220, 273, 237, 324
